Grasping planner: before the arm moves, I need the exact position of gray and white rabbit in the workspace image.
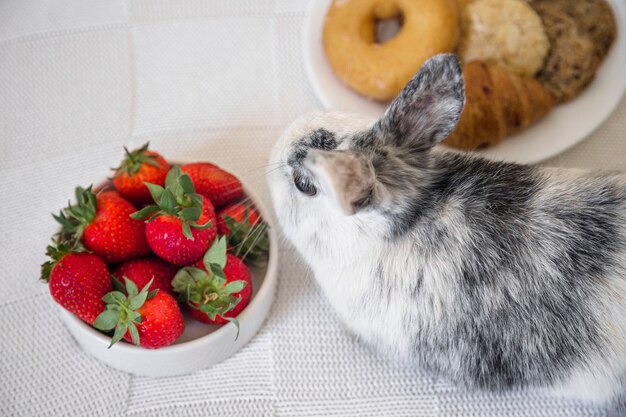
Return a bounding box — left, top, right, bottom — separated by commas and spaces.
267, 54, 626, 408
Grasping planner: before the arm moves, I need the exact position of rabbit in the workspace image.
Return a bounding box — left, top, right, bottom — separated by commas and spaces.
267, 53, 626, 410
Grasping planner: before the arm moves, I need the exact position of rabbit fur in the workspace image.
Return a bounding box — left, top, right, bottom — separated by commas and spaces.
267, 54, 626, 408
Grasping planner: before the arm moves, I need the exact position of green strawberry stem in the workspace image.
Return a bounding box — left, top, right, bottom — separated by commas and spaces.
222, 207, 269, 261
112, 142, 160, 176
53, 186, 98, 243
172, 237, 245, 339
94, 278, 157, 348
131, 166, 211, 240
40, 238, 87, 282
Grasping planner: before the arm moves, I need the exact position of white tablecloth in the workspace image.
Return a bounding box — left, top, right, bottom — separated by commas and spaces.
1, 1, 625, 416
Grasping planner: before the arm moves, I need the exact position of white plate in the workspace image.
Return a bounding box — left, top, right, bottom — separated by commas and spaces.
304, 0, 626, 164
59, 182, 278, 377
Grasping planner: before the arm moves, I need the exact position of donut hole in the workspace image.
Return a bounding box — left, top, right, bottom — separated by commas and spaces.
373, 5, 404, 44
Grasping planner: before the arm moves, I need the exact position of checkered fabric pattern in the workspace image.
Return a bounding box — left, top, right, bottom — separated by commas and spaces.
1, 1, 624, 415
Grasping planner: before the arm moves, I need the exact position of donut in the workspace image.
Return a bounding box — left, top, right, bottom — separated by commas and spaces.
322, 0, 459, 101
458, 0, 549, 77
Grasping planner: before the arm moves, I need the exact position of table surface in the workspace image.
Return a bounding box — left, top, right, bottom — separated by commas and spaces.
1, 1, 625, 416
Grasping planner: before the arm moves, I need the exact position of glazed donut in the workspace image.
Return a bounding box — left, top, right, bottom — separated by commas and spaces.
322, 0, 459, 101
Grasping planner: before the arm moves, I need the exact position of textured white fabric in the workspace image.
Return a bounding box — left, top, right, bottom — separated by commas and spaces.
0, 1, 624, 416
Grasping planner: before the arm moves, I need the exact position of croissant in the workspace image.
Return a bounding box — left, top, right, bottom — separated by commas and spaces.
444, 61, 555, 150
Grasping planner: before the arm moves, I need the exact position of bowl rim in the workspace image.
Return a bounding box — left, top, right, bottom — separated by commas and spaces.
59, 180, 278, 354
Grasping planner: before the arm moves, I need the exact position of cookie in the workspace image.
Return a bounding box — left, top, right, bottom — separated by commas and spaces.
528, 0, 616, 61
459, 0, 550, 76
530, 2, 599, 103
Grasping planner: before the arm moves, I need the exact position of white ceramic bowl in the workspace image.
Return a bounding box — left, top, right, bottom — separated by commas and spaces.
58, 183, 278, 377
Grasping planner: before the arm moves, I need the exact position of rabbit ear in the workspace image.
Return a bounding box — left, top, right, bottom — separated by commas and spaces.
375, 54, 464, 151
304, 149, 375, 215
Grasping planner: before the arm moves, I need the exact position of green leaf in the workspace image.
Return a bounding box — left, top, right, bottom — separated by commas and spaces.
165, 166, 182, 189
139, 278, 154, 294
200, 304, 218, 320
144, 182, 164, 204
159, 189, 177, 213
189, 267, 209, 282
93, 310, 120, 331
210, 264, 226, 280
124, 278, 138, 298
130, 205, 160, 220
190, 220, 212, 230
180, 207, 201, 222
243, 207, 250, 224
172, 268, 194, 293
102, 291, 126, 304
177, 288, 189, 303
225, 317, 241, 340
108, 322, 128, 348
190, 194, 203, 208
203, 236, 227, 269
212, 274, 226, 289
222, 215, 238, 234
224, 295, 242, 314
130, 311, 142, 323
145, 156, 161, 168
179, 174, 196, 194
174, 182, 186, 203
111, 276, 125, 293
129, 278, 153, 310
106, 304, 121, 312
129, 290, 148, 310
182, 221, 194, 240
128, 322, 140, 346
147, 289, 158, 299
40, 261, 54, 282
223, 280, 246, 295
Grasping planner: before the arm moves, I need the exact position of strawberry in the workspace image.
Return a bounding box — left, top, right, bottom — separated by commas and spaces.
132, 166, 217, 266
94, 278, 184, 349
112, 257, 179, 295
112, 142, 170, 207
54, 187, 151, 263
41, 240, 112, 325
217, 202, 269, 261
181, 162, 243, 208
173, 237, 252, 330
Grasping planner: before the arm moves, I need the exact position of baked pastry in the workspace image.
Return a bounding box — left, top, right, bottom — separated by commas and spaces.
444, 61, 555, 150
322, 0, 459, 101
458, 0, 549, 76
527, 0, 617, 103
454, 0, 475, 11
530, 5, 596, 103
527, 0, 616, 61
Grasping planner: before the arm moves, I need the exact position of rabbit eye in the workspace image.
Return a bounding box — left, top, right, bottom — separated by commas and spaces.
293, 172, 317, 196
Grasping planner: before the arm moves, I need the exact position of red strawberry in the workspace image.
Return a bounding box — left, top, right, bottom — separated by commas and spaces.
181, 162, 243, 207
94, 279, 184, 349
173, 237, 252, 328
202, 196, 217, 224
217, 202, 269, 261
132, 167, 217, 266
41, 241, 112, 325
113, 142, 170, 207
112, 257, 179, 295
54, 187, 151, 263
145, 213, 214, 266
